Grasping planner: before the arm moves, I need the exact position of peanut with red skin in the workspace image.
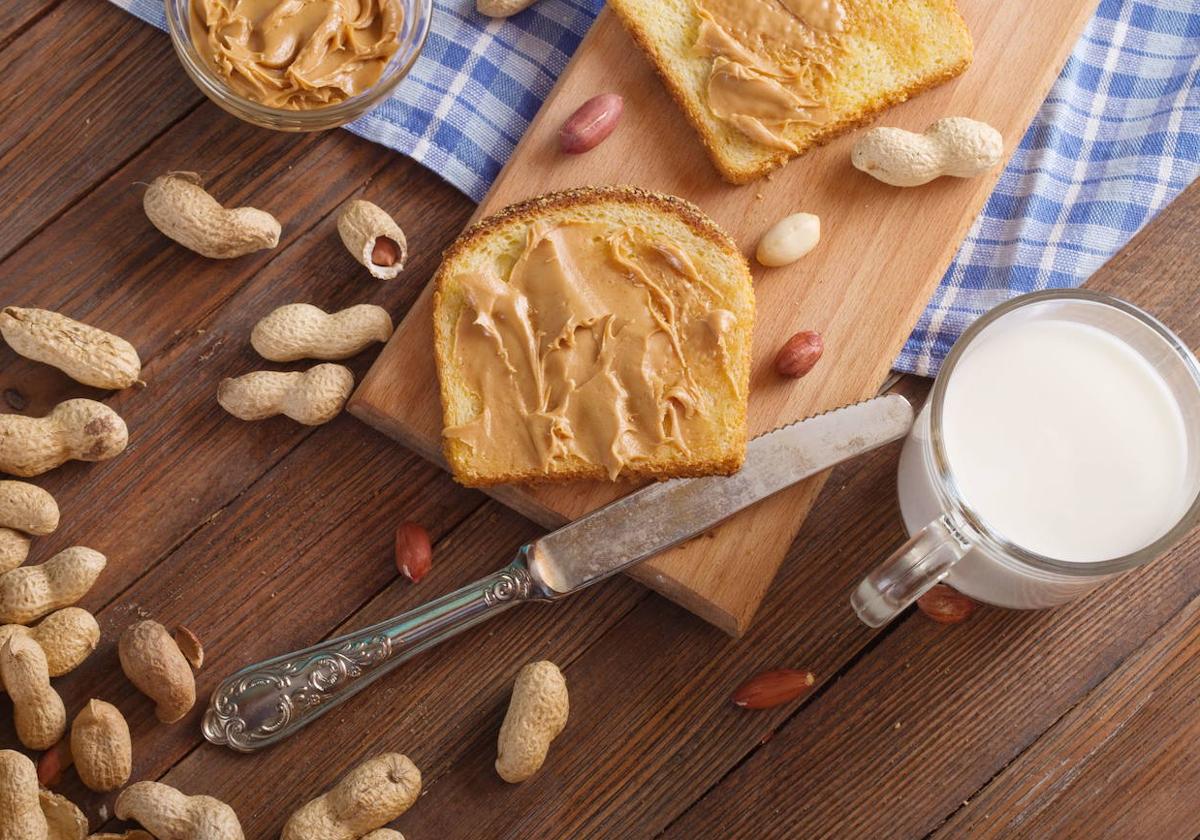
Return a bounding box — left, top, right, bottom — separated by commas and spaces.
395, 522, 432, 583
731, 668, 815, 709
775, 331, 824, 378
372, 238, 401, 267
917, 583, 978, 624
559, 94, 624, 154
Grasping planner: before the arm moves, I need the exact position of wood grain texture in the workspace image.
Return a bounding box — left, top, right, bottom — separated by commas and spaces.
0, 0, 60, 45
0, 1, 201, 258
934, 596, 1200, 840
350, 0, 1099, 636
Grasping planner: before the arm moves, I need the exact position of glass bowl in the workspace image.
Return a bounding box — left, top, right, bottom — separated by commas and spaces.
165, 0, 432, 132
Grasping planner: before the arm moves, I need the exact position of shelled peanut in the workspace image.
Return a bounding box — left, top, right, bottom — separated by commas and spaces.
144, 172, 281, 259
119, 619, 196, 723
0, 400, 127, 477
71, 699, 132, 792
0, 480, 58, 573
282, 753, 421, 840
116, 782, 244, 840
0, 307, 142, 389
496, 661, 569, 783
0, 607, 101, 691
1, 635, 67, 749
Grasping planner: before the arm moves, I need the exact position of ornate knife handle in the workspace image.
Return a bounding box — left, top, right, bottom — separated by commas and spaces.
203, 557, 540, 752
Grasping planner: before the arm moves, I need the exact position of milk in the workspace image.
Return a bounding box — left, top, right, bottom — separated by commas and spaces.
940, 317, 1190, 562
891, 300, 1200, 612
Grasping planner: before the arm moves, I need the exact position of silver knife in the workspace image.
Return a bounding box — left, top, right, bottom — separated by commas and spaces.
202, 394, 913, 752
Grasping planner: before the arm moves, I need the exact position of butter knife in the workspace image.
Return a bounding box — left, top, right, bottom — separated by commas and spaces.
203, 394, 913, 752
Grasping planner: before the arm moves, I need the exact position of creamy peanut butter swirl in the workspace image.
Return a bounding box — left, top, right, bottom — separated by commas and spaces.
693, 0, 846, 151
189, 0, 403, 110
444, 221, 739, 480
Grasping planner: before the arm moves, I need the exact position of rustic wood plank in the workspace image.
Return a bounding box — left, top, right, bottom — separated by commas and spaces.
0, 0, 59, 46
0, 103, 393, 384
658, 182, 1200, 839
933, 596, 1200, 839
662, 531, 1200, 840
0, 1, 202, 258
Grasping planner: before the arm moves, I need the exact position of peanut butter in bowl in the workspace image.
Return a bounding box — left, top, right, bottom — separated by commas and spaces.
189, 0, 404, 109
165, 0, 430, 129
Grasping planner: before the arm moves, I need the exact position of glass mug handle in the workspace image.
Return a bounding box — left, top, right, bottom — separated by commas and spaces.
852, 514, 971, 627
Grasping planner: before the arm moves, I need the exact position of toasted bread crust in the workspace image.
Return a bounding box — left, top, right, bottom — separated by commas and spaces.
609, 0, 974, 184
433, 186, 751, 487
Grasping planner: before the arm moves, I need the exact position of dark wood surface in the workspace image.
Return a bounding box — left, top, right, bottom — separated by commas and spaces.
1, 2, 1198, 837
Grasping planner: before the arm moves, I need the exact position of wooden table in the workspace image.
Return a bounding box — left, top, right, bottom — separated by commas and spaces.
2, 3, 1198, 837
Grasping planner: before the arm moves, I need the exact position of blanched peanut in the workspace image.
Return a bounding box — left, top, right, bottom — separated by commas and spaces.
71, 699, 132, 792
218, 364, 354, 425
559, 94, 624, 154
251, 303, 393, 362
756, 213, 821, 267
143, 172, 280, 259
477, 0, 537, 17
0, 399, 128, 477
1, 634, 67, 749
337, 200, 407, 280
0, 307, 142, 389
0, 547, 106, 625
496, 660, 568, 783
282, 753, 421, 840
852, 117, 1003, 187
119, 619, 195, 724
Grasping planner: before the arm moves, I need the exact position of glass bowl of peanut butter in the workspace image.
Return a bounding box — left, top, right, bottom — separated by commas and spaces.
166, 0, 431, 131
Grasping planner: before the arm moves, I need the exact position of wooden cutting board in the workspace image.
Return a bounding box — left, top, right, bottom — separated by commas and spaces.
349, 0, 1097, 636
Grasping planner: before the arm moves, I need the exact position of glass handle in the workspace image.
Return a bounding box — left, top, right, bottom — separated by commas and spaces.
852, 514, 970, 628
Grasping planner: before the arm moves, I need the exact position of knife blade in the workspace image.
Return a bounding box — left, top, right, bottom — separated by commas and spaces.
526, 393, 915, 595
203, 393, 913, 751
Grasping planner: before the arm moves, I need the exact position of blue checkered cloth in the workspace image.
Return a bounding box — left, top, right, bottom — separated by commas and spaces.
110, 0, 1199, 376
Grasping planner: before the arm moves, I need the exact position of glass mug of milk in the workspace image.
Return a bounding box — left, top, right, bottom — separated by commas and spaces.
853, 290, 1200, 627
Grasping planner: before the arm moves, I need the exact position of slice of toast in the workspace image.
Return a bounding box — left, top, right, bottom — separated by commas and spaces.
608, 0, 973, 183
433, 186, 754, 487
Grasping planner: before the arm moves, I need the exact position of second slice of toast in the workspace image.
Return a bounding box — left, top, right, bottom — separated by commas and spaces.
609, 0, 973, 183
